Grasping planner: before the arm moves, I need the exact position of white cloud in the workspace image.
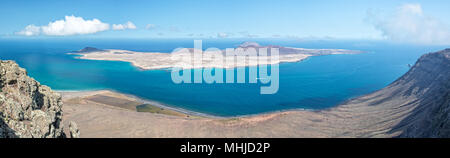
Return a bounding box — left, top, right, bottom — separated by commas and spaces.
16, 25, 40, 36
368, 3, 450, 45
16, 15, 138, 36
41, 15, 109, 36
400, 3, 423, 15
112, 21, 137, 30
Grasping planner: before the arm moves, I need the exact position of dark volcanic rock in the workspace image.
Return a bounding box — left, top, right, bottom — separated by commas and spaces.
0, 60, 79, 138
389, 49, 450, 137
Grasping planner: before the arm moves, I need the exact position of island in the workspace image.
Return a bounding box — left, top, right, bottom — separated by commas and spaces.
70, 42, 362, 70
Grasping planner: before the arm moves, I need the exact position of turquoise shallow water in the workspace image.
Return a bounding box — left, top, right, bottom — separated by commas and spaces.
0, 38, 447, 116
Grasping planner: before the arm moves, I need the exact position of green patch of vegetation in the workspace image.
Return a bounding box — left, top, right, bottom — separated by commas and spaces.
136, 104, 188, 117
218, 117, 240, 123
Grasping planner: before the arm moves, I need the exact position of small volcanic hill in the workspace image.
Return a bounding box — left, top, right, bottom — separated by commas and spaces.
78, 47, 105, 53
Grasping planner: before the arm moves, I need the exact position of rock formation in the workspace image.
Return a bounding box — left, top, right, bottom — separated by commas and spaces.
389, 49, 450, 137
0, 60, 79, 138
69, 121, 80, 138
316, 48, 450, 137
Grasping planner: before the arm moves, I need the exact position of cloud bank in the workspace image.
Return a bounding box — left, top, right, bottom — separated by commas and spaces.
368, 3, 450, 45
17, 25, 41, 36
17, 15, 137, 36
112, 21, 137, 30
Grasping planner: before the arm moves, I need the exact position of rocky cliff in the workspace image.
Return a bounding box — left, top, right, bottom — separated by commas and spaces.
0, 60, 78, 138
389, 48, 450, 137
317, 48, 450, 137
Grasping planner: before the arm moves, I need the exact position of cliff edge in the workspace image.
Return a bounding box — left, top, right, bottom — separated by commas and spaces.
388, 48, 450, 137
0, 60, 79, 138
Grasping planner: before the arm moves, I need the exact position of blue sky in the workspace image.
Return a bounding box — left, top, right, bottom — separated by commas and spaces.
1, 0, 450, 44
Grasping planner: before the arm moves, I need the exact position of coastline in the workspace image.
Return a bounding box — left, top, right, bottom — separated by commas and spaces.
72, 51, 312, 70
58, 48, 450, 137
60, 52, 364, 119
110, 90, 221, 118
73, 54, 312, 71
60, 46, 366, 119
70, 43, 362, 70
58, 89, 327, 119
58, 80, 418, 138
58, 89, 220, 118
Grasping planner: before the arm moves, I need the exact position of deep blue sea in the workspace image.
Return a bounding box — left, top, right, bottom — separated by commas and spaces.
0, 38, 447, 116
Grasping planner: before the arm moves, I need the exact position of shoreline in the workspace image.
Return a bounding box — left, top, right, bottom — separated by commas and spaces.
112, 90, 221, 118
58, 89, 220, 118
72, 51, 312, 70
70, 43, 362, 71
58, 49, 449, 137
57, 89, 322, 119
73, 54, 312, 71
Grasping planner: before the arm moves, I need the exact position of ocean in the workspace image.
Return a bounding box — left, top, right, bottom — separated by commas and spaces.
0, 38, 446, 116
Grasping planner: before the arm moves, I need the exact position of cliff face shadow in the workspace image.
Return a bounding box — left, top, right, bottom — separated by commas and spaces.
386, 50, 450, 137
0, 112, 18, 138
387, 79, 450, 137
